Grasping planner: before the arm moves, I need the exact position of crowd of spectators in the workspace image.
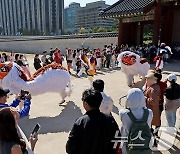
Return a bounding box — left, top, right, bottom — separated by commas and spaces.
66, 73, 180, 153
31, 42, 175, 77
0, 42, 179, 153
0, 42, 177, 79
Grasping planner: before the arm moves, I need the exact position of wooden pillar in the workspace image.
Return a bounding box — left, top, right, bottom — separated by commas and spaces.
130, 23, 137, 45
165, 4, 174, 45
118, 18, 123, 46
137, 22, 141, 45
134, 23, 137, 45
153, 0, 161, 45
130, 23, 134, 44
140, 23, 144, 45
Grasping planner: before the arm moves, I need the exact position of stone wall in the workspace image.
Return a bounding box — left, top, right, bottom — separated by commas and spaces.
0, 37, 118, 54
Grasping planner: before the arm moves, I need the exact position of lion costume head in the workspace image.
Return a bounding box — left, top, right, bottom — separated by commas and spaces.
117, 51, 150, 76
121, 52, 136, 66
0, 63, 13, 79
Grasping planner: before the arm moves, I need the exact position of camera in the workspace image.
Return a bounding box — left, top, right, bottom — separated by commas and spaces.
20, 90, 29, 100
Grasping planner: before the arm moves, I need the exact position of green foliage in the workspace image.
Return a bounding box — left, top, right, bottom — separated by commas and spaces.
0, 27, 3, 34
45, 30, 50, 36
88, 29, 93, 33
22, 28, 32, 35
143, 24, 153, 44
97, 27, 106, 33
79, 27, 85, 34
92, 28, 98, 33
32, 28, 41, 35
19, 28, 43, 36
63, 31, 73, 35
87, 26, 118, 34
18, 28, 23, 33
107, 26, 118, 32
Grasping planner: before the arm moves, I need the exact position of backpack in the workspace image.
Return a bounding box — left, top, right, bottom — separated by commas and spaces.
126, 108, 153, 154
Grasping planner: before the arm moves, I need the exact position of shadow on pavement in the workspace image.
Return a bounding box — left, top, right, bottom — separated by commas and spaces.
19, 101, 83, 136
153, 131, 180, 154
98, 67, 121, 74
168, 131, 180, 154
162, 71, 180, 77
150, 60, 180, 76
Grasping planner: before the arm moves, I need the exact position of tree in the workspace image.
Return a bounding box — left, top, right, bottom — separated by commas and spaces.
32, 28, 41, 35
107, 26, 118, 32
79, 27, 85, 34
88, 29, 93, 33
0, 27, 4, 35
22, 28, 31, 35
45, 28, 50, 35
17, 28, 23, 35
97, 27, 106, 33
143, 24, 153, 44
92, 27, 98, 33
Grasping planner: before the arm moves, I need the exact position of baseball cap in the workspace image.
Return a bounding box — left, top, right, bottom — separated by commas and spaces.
0, 87, 10, 97
167, 74, 177, 82
160, 43, 166, 47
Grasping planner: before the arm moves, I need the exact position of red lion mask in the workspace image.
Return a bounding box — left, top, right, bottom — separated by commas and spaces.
122, 53, 136, 66
0, 63, 13, 79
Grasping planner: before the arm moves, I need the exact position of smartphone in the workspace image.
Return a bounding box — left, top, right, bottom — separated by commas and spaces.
31, 123, 41, 135
20, 90, 29, 100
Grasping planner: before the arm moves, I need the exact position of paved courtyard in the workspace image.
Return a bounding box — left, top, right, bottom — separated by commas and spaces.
7, 54, 180, 154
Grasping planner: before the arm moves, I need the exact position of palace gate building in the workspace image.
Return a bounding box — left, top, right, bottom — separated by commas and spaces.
100, 0, 180, 46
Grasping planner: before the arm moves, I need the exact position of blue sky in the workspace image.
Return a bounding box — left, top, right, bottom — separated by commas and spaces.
64, 0, 118, 7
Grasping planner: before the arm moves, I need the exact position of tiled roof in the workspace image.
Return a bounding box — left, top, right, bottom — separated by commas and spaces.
100, 0, 156, 17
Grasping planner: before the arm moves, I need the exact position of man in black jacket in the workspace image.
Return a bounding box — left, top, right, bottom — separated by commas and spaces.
33, 54, 42, 70
66, 89, 119, 154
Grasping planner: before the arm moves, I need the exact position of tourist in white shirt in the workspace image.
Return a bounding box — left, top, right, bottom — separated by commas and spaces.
93, 79, 113, 115
41, 51, 47, 66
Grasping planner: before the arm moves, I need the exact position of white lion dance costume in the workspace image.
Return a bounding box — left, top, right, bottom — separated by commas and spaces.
0, 62, 72, 104
117, 51, 150, 87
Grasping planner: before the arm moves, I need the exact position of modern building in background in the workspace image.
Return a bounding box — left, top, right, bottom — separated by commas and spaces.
64, 2, 80, 34
0, 0, 64, 35
64, 1, 116, 34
